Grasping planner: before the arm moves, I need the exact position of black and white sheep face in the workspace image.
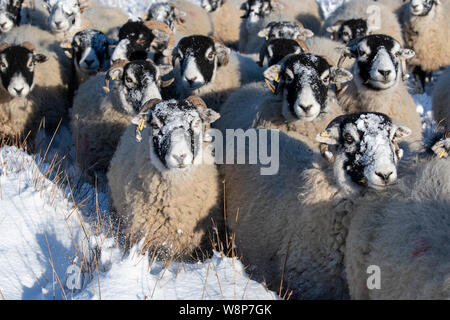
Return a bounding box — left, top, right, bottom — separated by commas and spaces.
112, 21, 155, 63
201, 0, 224, 12
44, 0, 82, 34
0, 46, 47, 98
67, 29, 117, 74
327, 19, 369, 44
346, 35, 415, 90
240, 0, 273, 29
137, 99, 220, 171
264, 53, 353, 122
408, 0, 438, 16
173, 36, 230, 91
146, 2, 178, 31
0, 0, 24, 33
258, 21, 314, 42
316, 112, 411, 192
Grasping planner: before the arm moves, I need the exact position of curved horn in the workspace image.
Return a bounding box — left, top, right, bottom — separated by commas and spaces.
296, 21, 304, 29
0, 42, 10, 52
295, 39, 309, 53
102, 59, 128, 93
144, 20, 175, 48
22, 41, 36, 52
185, 96, 208, 109
140, 98, 162, 114
134, 98, 162, 142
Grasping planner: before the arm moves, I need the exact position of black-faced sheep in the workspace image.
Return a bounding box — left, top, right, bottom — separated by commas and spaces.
432, 67, 450, 131
0, 0, 24, 33
166, 35, 263, 111
216, 53, 353, 148
337, 34, 423, 145
221, 112, 412, 299
70, 59, 173, 174
321, 0, 404, 46
401, 0, 450, 91
238, 0, 322, 54
108, 97, 222, 256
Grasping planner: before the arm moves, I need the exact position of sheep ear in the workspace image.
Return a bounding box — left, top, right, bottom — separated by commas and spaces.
109, 66, 124, 80
326, 25, 341, 34
316, 116, 344, 145
33, 54, 48, 64
258, 28, 270, 39
197, 107, 221, 124
297, 28, 314, 40
214, 42, 231, 66
393, 125, 412, 140
399, 48, 415, 60
329, 67, 353, 84
174, 8, 186, 24
431, 136, 450, 159
263, 64, 282, 94
60, 40, 73, 59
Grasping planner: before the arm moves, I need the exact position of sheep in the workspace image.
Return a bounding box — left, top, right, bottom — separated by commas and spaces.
60, 29, 117, 92
257, 38, 305, 67
345, 145, 450, 299
432, 67, 450, 131
401, 0, 450, 91
143, 0, 213, 39
0, 0, 24, 33
70, 59, 174, 174
42, 0, 128, 39
337, 34, 423, 146
200, 0, 243, 48
321, 0, 404, 46
0, 41, 68, 146
215, 53, 353, 149
107, 96, 222, 257
110, 20, 175, 66
166, 35, 263, 111
220, 112, 412, 299
238, 0, 322, 54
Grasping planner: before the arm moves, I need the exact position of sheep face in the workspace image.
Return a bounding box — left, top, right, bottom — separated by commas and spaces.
146, 2, 180, 31
0, 0, 24, 33
64, 29, 117, 75
112, 21, 155, 63
346, 35, 415, 90
316, 112, 411, 192
258, 21, 314, 42
0, 45, 47, 98
173, 35, 230, 91
44, 0, 82, 34
240, 0, 274, 30
136, 99, 220, 171
201, 0, 224, 12
327, 19, 369, 44
264, 39, 304, 67
409, 0, 438, 16
264, 53, 353, 122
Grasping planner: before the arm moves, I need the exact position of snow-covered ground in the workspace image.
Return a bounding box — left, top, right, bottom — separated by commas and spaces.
0, 0, 439, 300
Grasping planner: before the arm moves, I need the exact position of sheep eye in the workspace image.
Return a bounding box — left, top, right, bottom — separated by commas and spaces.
358, 48, 367, 56
125, 77, 133, 83
344, 134, 354, 143
207, 52, 214, 60
0, 62, 6, 69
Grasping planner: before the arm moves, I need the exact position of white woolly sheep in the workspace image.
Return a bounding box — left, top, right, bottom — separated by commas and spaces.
239, 0, 322, 54
345, 149, 450, 299
432, 67, 450, 131
166, 35, 263, 111
107, 97, 222, 256
321, 0, 404, 46
215, 53, 353, 149
70, 59, 173, 174
337, 34, 423, 145
305, 36, 354, 68
0, 41, 68, 146
221, 112, 412, 299
401, 0, 450, 91
201, 0, 244, 47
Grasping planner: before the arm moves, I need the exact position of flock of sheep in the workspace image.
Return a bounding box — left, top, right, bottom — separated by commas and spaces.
0, 0, 449, 299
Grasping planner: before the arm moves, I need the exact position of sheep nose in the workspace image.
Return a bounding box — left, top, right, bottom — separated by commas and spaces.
0, 23, 7, 28
300, 104, 313, 113
14, 87, 23, 95
174, 154, 187, 165
375, 171, 393, 183
185, 76, 197, 84
378, 69, 391, 78
84, 59, 94, 66
55, 21, 62, 28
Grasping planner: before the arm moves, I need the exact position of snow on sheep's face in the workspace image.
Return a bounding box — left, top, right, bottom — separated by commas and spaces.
201, 0, 224, 12
240, 0, 273, 29
258, 21, 314, 42
0, 45, 47, 98
316, 112, 411, 193
327, 19, 369, 44
112, 21, 155, 63
65, 29, 117, 74
141, 99, 219, 171
172, 35, 230, 91
146, 2, 177, 31
44, 0, 82, 34
0, 0, 24, 33
409, 0, 438, 16
263, 53, 353, 122
346, 35, 415, 90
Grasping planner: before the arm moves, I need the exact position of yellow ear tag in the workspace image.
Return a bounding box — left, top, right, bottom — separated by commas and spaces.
138, 119, 145, 131
439, 149, 446, 159
265, 36, 269, 40
274, 74, 279, 82
111, 75, 117, 81
359, 178, 368, 184
320, 132, 329, 137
